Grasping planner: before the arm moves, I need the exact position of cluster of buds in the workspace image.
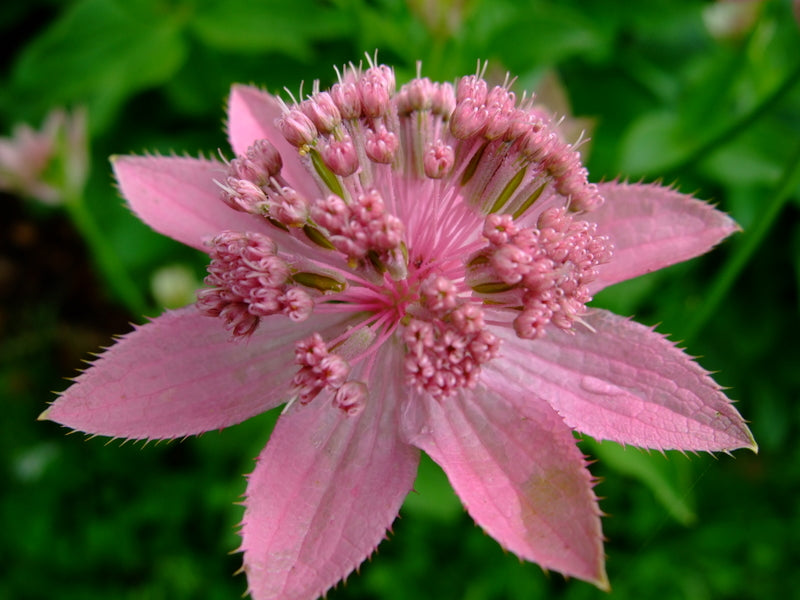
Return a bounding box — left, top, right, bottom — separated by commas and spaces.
277, 64, 400, 176
196, 231, 313, 337
403, 275, 501, 399
291, 333, 366, 414
449, 73, 602, 212
469, 210, 613, 339
219, 140, 310, 228
395, 76, 456, 117
310, 189, 404, 269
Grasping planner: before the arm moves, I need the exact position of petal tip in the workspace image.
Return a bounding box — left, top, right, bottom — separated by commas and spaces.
593, 568, 611, 592
718, 210, 741, 237
727, 420, 758, 455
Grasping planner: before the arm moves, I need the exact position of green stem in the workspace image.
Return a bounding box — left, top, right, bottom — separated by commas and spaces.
684, 139, 800, 342
669, 60, 800, 174
63, 194, 150, 316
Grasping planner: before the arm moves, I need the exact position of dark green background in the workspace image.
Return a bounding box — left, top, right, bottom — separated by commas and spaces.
2, 1, 798, 598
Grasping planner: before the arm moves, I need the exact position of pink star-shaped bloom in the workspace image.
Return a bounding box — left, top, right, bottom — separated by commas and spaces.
42, 59, 756, 599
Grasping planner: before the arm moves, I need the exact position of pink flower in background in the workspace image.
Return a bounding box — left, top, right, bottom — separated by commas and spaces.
0, 107, 88, 205
42, 59, 756, 600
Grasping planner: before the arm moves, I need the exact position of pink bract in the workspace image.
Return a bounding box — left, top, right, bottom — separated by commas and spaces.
0, 107, 88, 205
42, 58, 756, 600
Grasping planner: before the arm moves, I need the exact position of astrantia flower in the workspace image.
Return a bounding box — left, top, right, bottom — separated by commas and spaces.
42, 58, 756, 599
0, 107, 88, 205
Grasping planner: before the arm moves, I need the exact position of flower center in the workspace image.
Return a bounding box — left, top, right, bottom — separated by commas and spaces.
196, 58, 615, 412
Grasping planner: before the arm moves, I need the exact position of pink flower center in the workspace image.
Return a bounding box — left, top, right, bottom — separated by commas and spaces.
197, 58, 614, 411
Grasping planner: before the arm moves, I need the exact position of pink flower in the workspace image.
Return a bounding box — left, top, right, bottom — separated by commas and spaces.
0, 107, 88, 205
42, 59, 756, 599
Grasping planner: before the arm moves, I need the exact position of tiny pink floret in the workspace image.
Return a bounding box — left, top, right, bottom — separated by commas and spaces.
333, 380, 368, 415
365, 125, 399, 164
423, 141, 455, 179
321, 135, 359, 176
278, 109, 317, 147
300, 92, 342, 134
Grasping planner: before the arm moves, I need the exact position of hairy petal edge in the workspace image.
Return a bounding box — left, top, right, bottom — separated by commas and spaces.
492, 310, 757, 452
227, 85, 320, 202
401, 375, 608, 589
42, 308, 346, 439
587, 182, 739, 292
241, 348, 419, 600
113, 154, 266, 251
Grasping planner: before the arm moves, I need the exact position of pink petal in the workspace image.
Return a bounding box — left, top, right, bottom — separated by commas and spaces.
240, 349, 418, 600
400, 375, 608, 589
587, 182, 739, 292
42, 307, 344, 439
113, 154, 267, 251
227, 85, 319, 201
493, 310, 757, 452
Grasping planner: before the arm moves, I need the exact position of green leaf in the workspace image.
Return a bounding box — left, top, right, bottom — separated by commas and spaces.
189, 0, 352, 59
488, 0, 611, 72
8, 0, 187, 132
402, 453, 462, 522
592, 268, 667, 317
618, 111, 694, 176
586, 439, 697, 525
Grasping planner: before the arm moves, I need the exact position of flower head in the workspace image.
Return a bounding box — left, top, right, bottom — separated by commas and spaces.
42, 58, 756, 600
0, 107, 88, 205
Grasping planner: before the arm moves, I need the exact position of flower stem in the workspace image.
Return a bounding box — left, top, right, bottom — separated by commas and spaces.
63, 194, 150, 316
684, 139, 800, 342
670, 60, 800, 174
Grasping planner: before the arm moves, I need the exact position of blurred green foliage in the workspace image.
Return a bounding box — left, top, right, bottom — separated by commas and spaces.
2, 0, 799, 599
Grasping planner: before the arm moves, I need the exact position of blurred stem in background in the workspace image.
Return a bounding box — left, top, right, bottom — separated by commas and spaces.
671, 61, 800, 176
685, 136, 800, 342
62, 191, 150, 316
672, 47, 800, 343
679, 54, 800, 341
405, 0, 471, 78
0, 106, 150, 316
